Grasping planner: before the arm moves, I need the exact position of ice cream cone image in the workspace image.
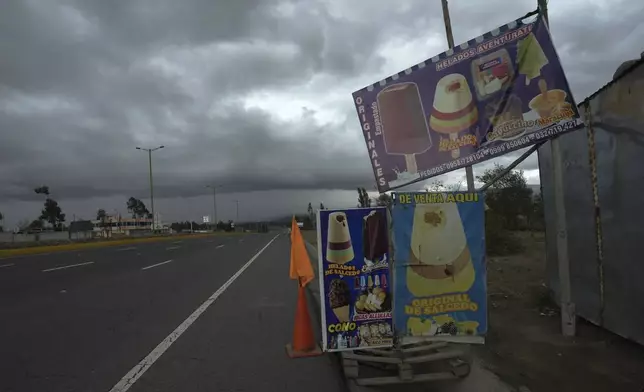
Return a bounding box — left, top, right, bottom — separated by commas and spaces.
407, 202, 475, 297
429, 74, 478, 159
328, 279, 351, 322
326, 212, 354, 265
332, 305, 350, 323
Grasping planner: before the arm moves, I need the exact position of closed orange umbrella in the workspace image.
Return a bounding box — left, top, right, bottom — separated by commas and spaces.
289, 217, 314, 287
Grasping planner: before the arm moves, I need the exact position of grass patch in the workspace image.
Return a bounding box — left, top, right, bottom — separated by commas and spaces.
300, 230, 318, 248
0, 232, 240, 259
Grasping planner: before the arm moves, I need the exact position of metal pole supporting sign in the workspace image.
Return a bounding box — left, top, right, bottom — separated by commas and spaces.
441, 0, 476, 191
537, 0, 576, 337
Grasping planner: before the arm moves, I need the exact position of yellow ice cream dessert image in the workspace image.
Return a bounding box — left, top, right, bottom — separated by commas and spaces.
407, 202, 475, 297
407, 317, 438, 337
326, 212, 354, 265
456, 321, 480, 335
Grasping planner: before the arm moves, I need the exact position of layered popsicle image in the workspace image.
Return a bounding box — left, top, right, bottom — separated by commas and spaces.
328, 279, 351, 322
326, 212, 354, 265
518, 33, 549, 86
377, 83, 433, 175
407, 202, 475, 296
429, 74, 479, 159
362, 209, 388, 267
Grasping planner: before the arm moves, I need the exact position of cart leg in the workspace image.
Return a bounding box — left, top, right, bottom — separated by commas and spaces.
343, 357, 359, 379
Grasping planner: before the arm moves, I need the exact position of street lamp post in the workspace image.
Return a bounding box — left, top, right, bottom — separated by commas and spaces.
136, 145, 164, 231
206, 184, 222, 229
234, 200, 239, 223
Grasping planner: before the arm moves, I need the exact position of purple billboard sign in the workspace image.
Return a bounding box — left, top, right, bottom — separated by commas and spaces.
353, 13, 582, 192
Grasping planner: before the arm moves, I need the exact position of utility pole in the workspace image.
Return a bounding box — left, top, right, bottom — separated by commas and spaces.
206, 184, 222, 229
441, 0, 475, 191
136, 145, 164, 231
235, 200, 239, 223
537, 0, 575, 337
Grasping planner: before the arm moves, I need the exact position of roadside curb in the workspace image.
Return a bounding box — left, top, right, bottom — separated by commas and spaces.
0, 232, 241, 259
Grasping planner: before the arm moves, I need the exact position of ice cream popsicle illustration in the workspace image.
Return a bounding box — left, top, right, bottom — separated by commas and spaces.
360, 275, 366, 290
362, 209, 388, 265
326, 212, 354, 265
374, 275, 380, 287
407, 202, 475, 296
518, 32, 549, 86
377, 83, 433, 174
328, 279, 351, 322
381, 274, 388, 288
367, 275, 373, 288
429, 74, 478, 159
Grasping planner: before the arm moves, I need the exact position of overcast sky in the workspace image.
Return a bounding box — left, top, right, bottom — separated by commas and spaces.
1, 0, 642, 226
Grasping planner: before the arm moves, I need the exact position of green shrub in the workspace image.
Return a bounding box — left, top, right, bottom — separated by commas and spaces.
485, 211, 524, 256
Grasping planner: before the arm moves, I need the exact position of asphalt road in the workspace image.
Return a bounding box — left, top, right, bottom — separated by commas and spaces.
0, 233, 345, 392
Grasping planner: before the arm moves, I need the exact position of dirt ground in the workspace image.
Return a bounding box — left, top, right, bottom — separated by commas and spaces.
303, 229, 644, 391
477, 231, 644, 392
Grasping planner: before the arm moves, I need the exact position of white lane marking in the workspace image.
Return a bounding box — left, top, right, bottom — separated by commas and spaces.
116, 247, 137, 251
42, 261, 94, 272
0, 263, 15, 268
109, 234, 280, 392
171, 241, 183, 244
165, 246, 181, 250
141, 259, 174, 270
216, 245, 225, 249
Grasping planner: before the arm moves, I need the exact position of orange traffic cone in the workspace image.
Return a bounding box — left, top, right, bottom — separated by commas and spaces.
286, 284, 322, 358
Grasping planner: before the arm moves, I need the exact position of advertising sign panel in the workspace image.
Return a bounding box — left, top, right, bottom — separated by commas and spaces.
317, 207, 394, 352
353, 14, 582, 192
392, 192, 487, 341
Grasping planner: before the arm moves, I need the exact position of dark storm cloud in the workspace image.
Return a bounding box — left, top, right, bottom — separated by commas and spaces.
1, 0, 386, 201
0, 0, 641, 210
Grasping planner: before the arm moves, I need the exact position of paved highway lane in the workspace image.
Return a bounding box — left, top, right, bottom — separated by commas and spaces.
0, 235, 241, 306
0, 233, 288, 392
127, 234, 346, 392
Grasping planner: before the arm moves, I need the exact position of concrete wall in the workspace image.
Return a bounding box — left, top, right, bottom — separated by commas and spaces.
0, 231, 72, 243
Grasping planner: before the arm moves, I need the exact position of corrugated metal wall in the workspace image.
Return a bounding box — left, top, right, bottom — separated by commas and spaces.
539, 60, 644, 344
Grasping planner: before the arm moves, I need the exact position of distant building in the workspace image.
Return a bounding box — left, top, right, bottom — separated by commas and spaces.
91, 213, 167, 237
69, 220, 94, 240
